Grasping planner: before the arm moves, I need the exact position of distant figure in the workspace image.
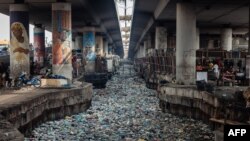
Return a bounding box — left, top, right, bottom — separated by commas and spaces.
213, 63, 219, 79
208, 61, 213, 69
196, 62, 203, 71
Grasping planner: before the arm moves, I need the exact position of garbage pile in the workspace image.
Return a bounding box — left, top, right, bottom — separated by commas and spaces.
25, 64, 214, 141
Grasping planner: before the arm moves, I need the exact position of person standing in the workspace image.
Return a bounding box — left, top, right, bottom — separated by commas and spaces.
213, 62, 219, 85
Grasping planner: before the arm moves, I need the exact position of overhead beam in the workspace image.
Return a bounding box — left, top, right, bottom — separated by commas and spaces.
134, 10, 153, 18
134, 0, 170, 52
134, 17, 154, 52
79, 0, 113, 43
154, 0, 170, 18
200, 27, 249, 35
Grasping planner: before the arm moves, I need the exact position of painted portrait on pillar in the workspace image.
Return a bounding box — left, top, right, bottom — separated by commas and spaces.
83, 31, 96, 61
10, 22, 29, 78
52, 10, 72, 65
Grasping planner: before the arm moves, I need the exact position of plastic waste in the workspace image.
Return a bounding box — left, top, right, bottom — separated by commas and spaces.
25, 64, 214, 141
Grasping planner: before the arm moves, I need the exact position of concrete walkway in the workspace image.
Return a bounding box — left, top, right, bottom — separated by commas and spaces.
0, 83, 93, 141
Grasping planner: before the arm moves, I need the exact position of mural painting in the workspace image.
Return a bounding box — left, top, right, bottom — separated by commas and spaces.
10, 22, 29, 79
83, 31, 96, 61
52, 10, 72, 65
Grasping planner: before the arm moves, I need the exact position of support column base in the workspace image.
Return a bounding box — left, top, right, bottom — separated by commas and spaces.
53, 64, 73, 83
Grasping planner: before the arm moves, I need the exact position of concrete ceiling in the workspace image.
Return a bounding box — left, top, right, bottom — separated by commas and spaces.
129, 0, 249, 58
0, 0, 124, 57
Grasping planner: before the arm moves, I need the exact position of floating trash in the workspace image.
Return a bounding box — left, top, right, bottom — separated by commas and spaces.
25, 64, 214, 141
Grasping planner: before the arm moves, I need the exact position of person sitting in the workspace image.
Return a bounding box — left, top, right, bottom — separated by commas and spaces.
208, 61, 213, 70
222, 67, 236, 86
196, 63, 203, 71
213, 62, 220, 85
213, 63, 219, 78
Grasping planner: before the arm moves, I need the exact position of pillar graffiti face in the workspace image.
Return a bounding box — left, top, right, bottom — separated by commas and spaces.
10, 5, 29, 78
34, 28, 45, 65
52, 10, 72, 65
83, 31, 96, 61
11, 23, 29, 65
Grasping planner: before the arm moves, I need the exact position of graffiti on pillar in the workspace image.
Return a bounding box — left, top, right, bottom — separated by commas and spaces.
52, 10, 72, 65
83, 32, 96, 61
10, 22, 29, 78
34, 31, 45, 66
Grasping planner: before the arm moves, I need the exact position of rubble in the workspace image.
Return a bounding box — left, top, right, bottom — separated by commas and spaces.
25, 64, 214, 141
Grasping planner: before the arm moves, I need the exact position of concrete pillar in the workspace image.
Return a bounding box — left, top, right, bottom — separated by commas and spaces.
146, 35, 151, 56
233, 37, 240, 50
74, 35, 83, 51
138, 46, 140, 58
33, 24, 45, 66
176, 2, 196, 85
9, 4, 30, 79
104, 40, 109, 56
139, 45, 143, 58
221, 28, 232, 51
83, 28, 96, 73
208, 39, 214, 49
137, 47, 140, 58
141, 45, 144, 58
138, 46, 141, 58
143, 41, 147, 57
52, 3, 72, 81
195, 28, 200, 50
155, 26, 167, 49
95, 35, 104, 56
